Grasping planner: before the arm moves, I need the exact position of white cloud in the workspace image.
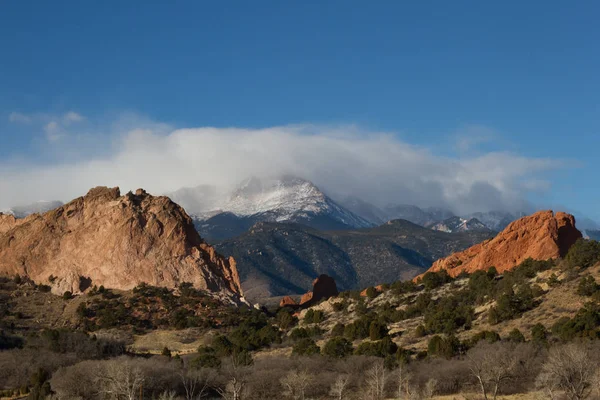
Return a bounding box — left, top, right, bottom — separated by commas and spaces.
453, 124, 497, 153
63, 111, 85, 124
8, 112, 32, 124
0, 117, 562, 215
7, 110, 86, 143
43, 121, 66, 142
44, 121, 59, 133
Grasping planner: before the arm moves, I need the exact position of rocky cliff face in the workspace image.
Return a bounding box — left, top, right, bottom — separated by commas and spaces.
424, 211, 582, 277
0, 187, 243, 303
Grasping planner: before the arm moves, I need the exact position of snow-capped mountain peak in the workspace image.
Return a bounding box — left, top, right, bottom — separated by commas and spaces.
168, 176, 373, 240
224, 176, 371, 227
431, 216, 490, 233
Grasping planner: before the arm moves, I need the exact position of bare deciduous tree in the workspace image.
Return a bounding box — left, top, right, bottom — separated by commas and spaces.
422, 378, 437, 399
158, 390, 177, 400
466, 342, 527, 400
329, 374, 350, 400
180, 367, 214, 400
537, 342, 600, 400
363, 361, 386, 400
535, 370, 560, 400
394, 363, 412, 399
95, 359, 145, 400
280, 369, 312, 400
218, 375, 248, 400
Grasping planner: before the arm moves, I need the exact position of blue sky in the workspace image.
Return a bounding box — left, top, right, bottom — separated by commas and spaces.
0, 1, 599, 221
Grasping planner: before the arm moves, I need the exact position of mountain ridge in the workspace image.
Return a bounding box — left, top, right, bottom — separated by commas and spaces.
215, 218, 494, 300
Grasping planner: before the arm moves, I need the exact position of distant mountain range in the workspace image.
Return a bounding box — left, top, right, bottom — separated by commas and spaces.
168, 176, 532, 240
215, 220, 493, 300
170, 176, 372, 241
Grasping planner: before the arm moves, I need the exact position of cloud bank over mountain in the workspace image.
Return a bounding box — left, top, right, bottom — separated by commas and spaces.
0, 114, 560, 215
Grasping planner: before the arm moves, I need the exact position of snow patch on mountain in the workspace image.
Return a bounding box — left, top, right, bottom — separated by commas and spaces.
431, 216, 490, 233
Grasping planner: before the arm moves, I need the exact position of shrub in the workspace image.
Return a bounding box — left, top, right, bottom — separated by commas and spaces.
427, 334, 461, 359
577, 276, 599, 297
331, 323, 345, 337
231, 349, 253, 366
62, 291, 73, 300
192, 346, 221, 368
467, 330, 501, 347
276, 308, 297, 329
547, 273, 561, 287
292, 338, 320, 356
343, 317, 372, 340
551, 304, 600, 340
508, 328, 526, 343
390, 280, 417, 295
531, 323, 548, 345
421, 270, 453, 290
488, 285, 535, 324
424, 295, 474, 334
369, 321, 388, 340
565, 239, 600, 269
354, 299, 368, 315
290, 326, 323, 341
37, 284, 51, 293
354, 337, 398, 358
415, 324, 427, 338
161, 346, 171, 358
486, 266, 498, 279
365, 286, 379, 299
212, 335, 234, 357
332, 301, 348, 312
468, 270, 495, 303
322, 337, 353, 358
510, 257, 554, 279
0, 331, 24, 350
303, 309, 325, 324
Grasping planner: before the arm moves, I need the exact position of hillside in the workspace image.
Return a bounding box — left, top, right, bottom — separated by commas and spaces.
2, 236, 600, 399
216, 220, 493, 300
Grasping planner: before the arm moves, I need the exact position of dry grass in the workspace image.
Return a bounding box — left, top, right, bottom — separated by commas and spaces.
129, 328, 214, 355
432, 393, 544, 400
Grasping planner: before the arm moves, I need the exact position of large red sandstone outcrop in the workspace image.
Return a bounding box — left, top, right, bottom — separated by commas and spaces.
422, 210, 582, 278
299, 274, 339, 306
0, 187, 243, 302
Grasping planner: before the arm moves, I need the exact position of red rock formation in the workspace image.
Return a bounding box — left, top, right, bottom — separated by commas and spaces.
279, 296, 299, 307
299, 274, 338, 306
422, 210, 582, 278
0, 213, 27, 235
0, 187, 244, 302
360, 284, 385, 297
